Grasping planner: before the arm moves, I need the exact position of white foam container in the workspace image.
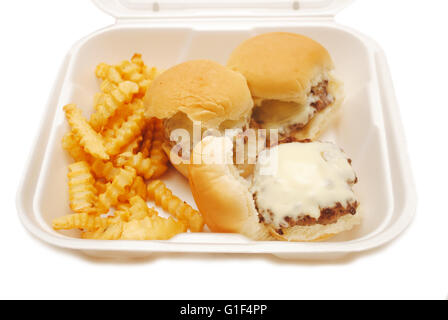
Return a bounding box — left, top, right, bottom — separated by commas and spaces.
16, 0, 416, 260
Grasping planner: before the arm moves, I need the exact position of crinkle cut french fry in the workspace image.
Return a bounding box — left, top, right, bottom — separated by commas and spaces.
121, 136, 142, 154
126, 54, 158, 97
131, 53, 159, 82
118, 59, 143, 82
96, 55, 157, 100
89, 81, 139, 131
149, 119, 169, 178
52, 213, 110, 231
115, 152, 159, 180
118, 175, 147, 202
96, 65, 123, 84
82, 222, 124, 240
105, 107, 146, 155
101, 109, 129, 140
130, 53, 145, 69
83, 216, 186, 240
98, 167, 136, 213
140, 118, 155, 158
61, 132, 92, 163
128, 195, 157, 220
147, 180, 204, 232
101, 99, 144, 136
90, 159, 119, 181
94, 180, 108, 195
95, 63, 110, 80
121, 216, 186, 240
64, 104, 109, 160
151, 119, 169, 163
129, 175, 147, 201
67, 161, 98, 214
115, 202, 131, 213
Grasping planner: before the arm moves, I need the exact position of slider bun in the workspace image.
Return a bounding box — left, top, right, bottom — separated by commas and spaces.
162, 142, 189, 179
227, 32, 334, 103
144, 59, 254, 129
188, 136, 360, 241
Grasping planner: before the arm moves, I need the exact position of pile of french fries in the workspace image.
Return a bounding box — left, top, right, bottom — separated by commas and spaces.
53, 54, 204, 240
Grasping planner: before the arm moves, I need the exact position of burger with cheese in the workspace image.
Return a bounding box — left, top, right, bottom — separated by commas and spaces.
188, 136, 361, 241
227, 32, 344, 140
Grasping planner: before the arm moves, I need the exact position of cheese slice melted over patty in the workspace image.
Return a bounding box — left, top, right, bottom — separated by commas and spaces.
251, 142, 357, 228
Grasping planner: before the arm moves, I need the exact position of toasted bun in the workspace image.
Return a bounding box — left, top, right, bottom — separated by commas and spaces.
144, 60, 253, 129
188, 136, 360, 241
228, 32, 334, 103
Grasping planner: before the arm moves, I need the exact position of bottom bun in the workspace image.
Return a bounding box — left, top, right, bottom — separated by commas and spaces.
266, 211, 362, 242
162, 142, 189, 179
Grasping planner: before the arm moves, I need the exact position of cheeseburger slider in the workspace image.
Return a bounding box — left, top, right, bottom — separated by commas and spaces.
144, 60, 253, 177
188, 136, 361, 241
228, 32, 344, 140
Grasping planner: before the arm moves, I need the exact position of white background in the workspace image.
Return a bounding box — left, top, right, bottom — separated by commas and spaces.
0, 0, 447, 300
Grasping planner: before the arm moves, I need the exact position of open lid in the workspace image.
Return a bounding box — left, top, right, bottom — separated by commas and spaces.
93, 0, 353, 20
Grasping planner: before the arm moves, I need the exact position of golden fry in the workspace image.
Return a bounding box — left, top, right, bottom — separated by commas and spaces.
52, 213, 110, 231
95, 62, 110, 80
140, 118, 155, 157
147, 180, 204, 232
64, 104, 109, 160
115, 151, 159, 180
129, 176, 147, 201
128, 195, 157, 220
89, 81, 139, 131
94, 180, 108, 195
67, 161, 98, 214
90, 159, 119, 181
118, 60, 143, 82
118, 175, 147, 202
82, 216, 185, 240
98, 167, 136, 213
82, 222, 124, 240
61, 132, 92, 163
121, 216, 186, 240
121, 136, 142, 154
105, 105, 146, 155
148, 119, 169, 178
103, 66, 123, 84
96, 54, 157, 100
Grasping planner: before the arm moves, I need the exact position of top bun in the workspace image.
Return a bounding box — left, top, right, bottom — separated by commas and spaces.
227, 32, 334, 104
144, 59, 253, 129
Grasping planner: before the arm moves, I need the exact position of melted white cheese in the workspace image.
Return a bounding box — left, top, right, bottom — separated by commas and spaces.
251, 142, 357, 227
251, 75, 333, 134
252, 100, 315, 133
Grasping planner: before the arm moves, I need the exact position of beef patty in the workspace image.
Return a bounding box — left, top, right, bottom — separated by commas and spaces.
255, 192, 359, 234
310, 80, 333, 112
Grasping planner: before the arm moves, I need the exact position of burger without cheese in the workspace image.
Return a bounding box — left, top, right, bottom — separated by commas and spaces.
144, 59, 254, 177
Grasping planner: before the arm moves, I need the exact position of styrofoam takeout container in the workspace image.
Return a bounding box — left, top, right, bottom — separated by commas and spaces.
16, 0, 416, 260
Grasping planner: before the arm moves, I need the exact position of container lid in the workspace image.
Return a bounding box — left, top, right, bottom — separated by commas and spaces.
93, 0, 353, 19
